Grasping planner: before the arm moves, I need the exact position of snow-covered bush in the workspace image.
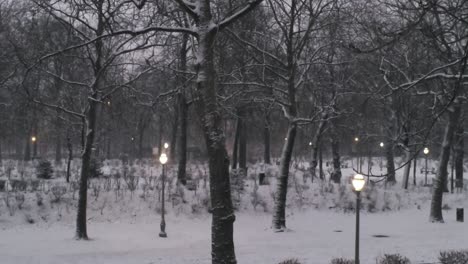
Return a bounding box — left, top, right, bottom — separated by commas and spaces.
439, 250, 468, 264
330, 258, 354, 264
378, 254, 410, 264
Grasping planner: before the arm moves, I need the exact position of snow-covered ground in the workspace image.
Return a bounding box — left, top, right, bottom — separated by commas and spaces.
0, 158, 467, 264
1, 207, 467, 264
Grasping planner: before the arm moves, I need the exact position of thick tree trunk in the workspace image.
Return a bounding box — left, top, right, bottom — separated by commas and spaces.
430, 104, 462, 222
385, 138, 396, 184
177, 32, 189, 185
330, 123, 341, 183
272, 124, 297, 231
75, 97, 98, 239
194, 20, 236, 263
319, 143, 324, 180
310, 118, 326, 178
263, 113, 271, 164
454, 123, 464, 190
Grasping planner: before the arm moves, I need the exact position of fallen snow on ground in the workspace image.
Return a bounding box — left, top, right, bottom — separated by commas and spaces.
1, 207, 467, 264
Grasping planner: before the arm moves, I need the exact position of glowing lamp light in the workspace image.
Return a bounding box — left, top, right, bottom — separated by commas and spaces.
284, 137, 287, 141
354, 137, 359, 142
380, 142, 384, 148
31, 136, 37, 142
164, 142, 169, 149
352, 174, 366, 192
159, 153, 168, 165
309, 142, 312, 146
423, 147, 429, 155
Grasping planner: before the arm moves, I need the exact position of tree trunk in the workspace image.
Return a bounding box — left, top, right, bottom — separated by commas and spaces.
66, 131, 73, 183
430, 104, 462, 222
24, 127, 31, 161
272, 124, 297, 231
402, 136, 411, 189
239, 110, 247, 171
75, 96, 98, 239
55, 111, 62, 163
330, 123, 341, 183
263, 113, 271, 164
170, 104, 179, 161
177, 92, 188, 185
310, 118, 326, 178
454, 123, 464, 190
385, 138, 396, 184
194, 19, 236, 263
231, 115, 241, 170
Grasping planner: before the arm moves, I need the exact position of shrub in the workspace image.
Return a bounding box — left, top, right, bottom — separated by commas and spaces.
278, 259, 301, 264
378, 254, 410, 264
330, 258, 354, 264
37, 160, 54, 179
439, 250, 468, 264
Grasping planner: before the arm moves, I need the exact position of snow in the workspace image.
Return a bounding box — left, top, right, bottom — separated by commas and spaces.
0, 208, 467, 264
0, 158, 466, 264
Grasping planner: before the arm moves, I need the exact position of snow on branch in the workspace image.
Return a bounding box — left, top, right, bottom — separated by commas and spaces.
173, 0, 199, 20
218, 0, 264, 31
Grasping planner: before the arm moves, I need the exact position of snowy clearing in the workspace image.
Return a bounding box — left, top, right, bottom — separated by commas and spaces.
1, 207, 466, 264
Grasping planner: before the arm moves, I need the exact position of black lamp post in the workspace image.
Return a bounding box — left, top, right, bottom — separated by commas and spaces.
159, 153, 168, 238
352, 174, 366, 264
423, 147, 429, 185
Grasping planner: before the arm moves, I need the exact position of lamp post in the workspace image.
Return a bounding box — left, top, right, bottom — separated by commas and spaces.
379, 142, 384, 171
354, 137, 360, 172
423, 147, 429, 185
352, 173, 366, 264
159, 153, 168, 238
31, 136, 37, 159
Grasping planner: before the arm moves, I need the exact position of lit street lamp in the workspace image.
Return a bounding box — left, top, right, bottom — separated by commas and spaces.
354, 137, 360, 172
164, 142, 169, 149
31, 136, 37, 142
352, 174, 366, 264
379, 142, 384, 171
159, 153, 168, 238
423, 147, 429, 185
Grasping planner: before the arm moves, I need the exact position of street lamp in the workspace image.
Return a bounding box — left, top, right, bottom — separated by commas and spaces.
164, 142, 169, 149
352, 173, 366, 264
379, 142, 384, 171
354, 137, 360, 172
423, 147, 429, 185
31, 136, 37, 143
159, 153, 168, 238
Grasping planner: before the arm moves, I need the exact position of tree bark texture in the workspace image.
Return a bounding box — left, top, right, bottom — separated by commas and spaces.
272, 124, 297, 231
430, 104, 462, 222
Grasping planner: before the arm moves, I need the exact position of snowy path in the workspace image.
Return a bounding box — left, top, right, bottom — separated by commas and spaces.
0, 208, 466, 264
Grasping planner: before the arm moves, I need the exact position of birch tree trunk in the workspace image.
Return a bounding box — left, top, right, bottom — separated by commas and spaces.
430, 103, 462, 222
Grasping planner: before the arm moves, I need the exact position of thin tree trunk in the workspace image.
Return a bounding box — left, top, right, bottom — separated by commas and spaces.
55, 111, 62, 163
170, 105, 179, 161
66, 131, 73, 183
239, 110, 247, 171
24, 126, 31, 161
430, 103, 462, 222
330, 123, 341, 183
319, 143, 324, 180
263, 113, 271, 164
231, 115, 241, 170
177, 92, 188, 185
272, 124, 297, 231
402, 135, 411, 189
454, 122, 464, 190
310, 118, 327, 178
385, 138, 396, 184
